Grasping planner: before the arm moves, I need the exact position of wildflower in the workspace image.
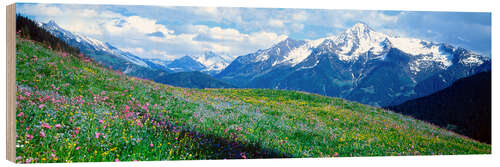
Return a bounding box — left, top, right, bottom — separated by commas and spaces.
95, 132, 101, 139
41, 123, 51, 129
26, 134, 33, 140
150, 143, 154, 148
40, 131, 46, 138
17, 112, 24, 117
115, 159, 119, 162
38, 104, 45, 109
54, 124, 62, 129
99, 120, 104, 124
240, 152, 247, 159
76, 146, 80, 150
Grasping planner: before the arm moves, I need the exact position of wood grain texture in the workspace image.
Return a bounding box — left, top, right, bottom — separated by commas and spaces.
6, 3, 16, 163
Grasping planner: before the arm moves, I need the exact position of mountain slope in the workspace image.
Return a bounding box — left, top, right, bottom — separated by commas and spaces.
39, 19, 172, 81
194, 51, 235, 75
158, 71, 236, 89
386, 71, 491, 143
166, 56, 206, 72
15, 36, 490, 163
217, 22, 490, 106
38, 19, 238, 89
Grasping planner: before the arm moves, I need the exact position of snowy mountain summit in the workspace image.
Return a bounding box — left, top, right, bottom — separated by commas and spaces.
41, 20, 151, 68
218, 21, 490, 106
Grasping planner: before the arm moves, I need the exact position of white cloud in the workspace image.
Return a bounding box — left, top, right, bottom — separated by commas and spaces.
20, 4, 63, 16
104, 16, 174, 38
292, 11, 308, 21
120, 47, 145, 55
268, 19, 285, 28
291, 23, 305, 32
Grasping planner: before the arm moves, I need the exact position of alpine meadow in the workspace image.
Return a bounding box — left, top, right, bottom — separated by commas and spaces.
12, 3, 491, 163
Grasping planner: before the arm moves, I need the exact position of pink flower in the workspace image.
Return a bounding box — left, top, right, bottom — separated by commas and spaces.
240, 152, 247, 159
40, 131, 46, 138
99, 120, 104, 124
75, 146, 80, 150
150, 143, 154, 147
17, 112, 24, 117
41, 123, 51, 129
26, 134, 33, 140
124, 105, 130, 112
38, 104, 45, 109
115, 159, 120, 162
54, 124, 62, 129
95, 132, 101, 139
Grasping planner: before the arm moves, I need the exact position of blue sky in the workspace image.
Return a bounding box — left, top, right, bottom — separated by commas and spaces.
17, 3, 491, 60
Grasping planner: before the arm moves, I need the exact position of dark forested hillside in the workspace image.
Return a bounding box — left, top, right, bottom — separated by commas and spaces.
16, 15, 80, 55
386, 71, 491, 143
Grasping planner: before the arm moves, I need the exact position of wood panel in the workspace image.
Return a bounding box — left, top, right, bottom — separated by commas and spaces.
6, 3, 16, 163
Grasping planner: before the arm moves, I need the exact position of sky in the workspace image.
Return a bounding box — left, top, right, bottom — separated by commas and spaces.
16, 3, 491, 60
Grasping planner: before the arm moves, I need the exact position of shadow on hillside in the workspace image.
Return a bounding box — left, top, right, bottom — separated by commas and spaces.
137, 112, 292, 159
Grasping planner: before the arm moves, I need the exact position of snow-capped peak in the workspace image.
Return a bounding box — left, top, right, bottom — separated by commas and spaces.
332, 22, 389, 61
41, 20, 150, 68
281, 37, 333, 66
193, 51, 235, 73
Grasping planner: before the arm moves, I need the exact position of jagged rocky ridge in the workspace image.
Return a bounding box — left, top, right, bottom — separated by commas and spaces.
217, 22, 490, 106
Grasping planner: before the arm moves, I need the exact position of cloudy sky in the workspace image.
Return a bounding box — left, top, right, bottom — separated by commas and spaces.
17, 3, 491, 60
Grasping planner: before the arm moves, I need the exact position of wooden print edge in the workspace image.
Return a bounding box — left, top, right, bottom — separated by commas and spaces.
6, 3, 16, 163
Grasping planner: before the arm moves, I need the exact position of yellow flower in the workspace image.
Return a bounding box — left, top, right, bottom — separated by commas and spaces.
42, 158, 46, 161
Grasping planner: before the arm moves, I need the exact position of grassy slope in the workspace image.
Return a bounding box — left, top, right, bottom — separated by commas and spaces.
15, 38, 490, 163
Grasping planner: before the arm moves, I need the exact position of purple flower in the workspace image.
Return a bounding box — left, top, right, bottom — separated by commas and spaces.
40, 131, 46, 138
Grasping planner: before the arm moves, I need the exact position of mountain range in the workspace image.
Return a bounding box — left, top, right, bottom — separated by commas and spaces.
40, 20, 490, 107
151, 51, 235, 75
40, 20, 234, 89
217, 22, 490, 106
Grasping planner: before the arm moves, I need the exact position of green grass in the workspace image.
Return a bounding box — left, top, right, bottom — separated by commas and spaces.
15, 37, 490, 163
